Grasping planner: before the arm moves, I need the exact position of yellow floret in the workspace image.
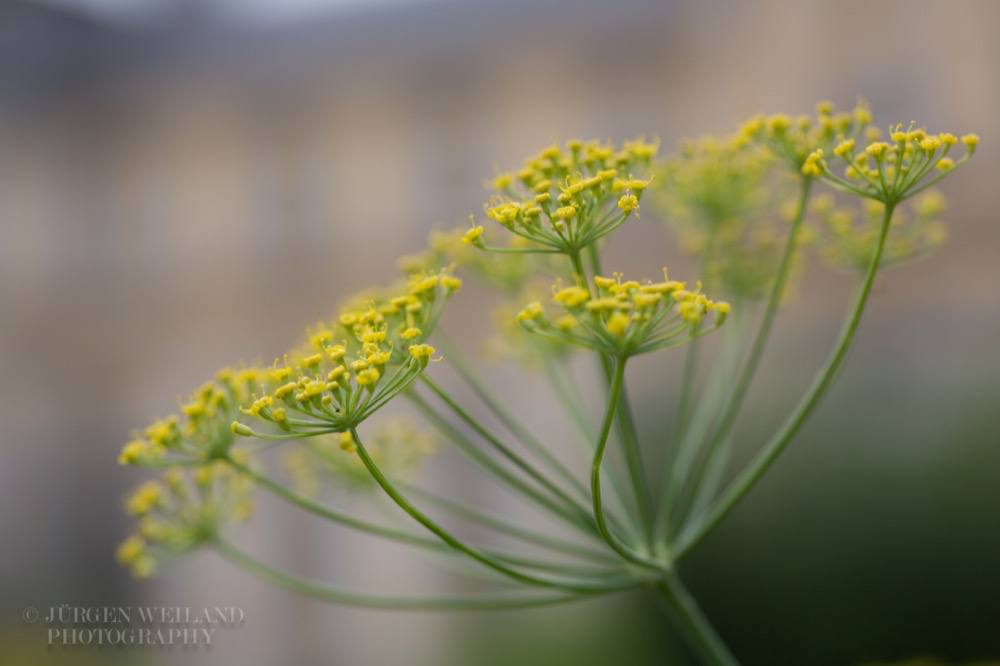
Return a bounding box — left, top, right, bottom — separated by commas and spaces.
515, 302, 544, 323
553, 205, 577, 220
338, 432, 356, 453
116, 535, 146, 565
834, 139, 855, 158
355, 368, 381, 386
125, 482, 163, 516
866, 142, 890, 159
462, 226, 484, 245
408, 344, 436, 360
553, 285, 590, 308
605, 312, 630, 336
617, 194, 639, 215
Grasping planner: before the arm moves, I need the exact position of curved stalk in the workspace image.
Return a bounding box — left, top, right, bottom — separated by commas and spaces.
543, 358, 638, 538
228, 454, 617, 579
591, 357, 662, 570
396, 481, 620, 565
350, 427, 623, 592
580, 244, 654, 540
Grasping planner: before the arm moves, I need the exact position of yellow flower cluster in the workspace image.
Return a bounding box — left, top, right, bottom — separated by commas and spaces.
658, 134, 773, 228
476, 138, 658, 254
116, 459, 254, 578
233, 268, 459, 438
808, 125, 978, 203
118, 368, 263, 466
741, 99, 875, 171
810, 191, 948, 270
654, 133, 799, 299
516, 270, 729, 357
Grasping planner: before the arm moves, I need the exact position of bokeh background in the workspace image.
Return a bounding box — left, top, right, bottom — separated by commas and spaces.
2, 0, 999, 664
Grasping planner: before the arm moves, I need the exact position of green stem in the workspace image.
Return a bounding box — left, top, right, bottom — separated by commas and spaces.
672, 200, 896, 560
654, 572, 738, 666
350, 427, 612, 592
544, 359, 638, 533
569, 250, 589, 285
213, 539, 596, 610
396, 481, 619, 565
591, 357, 662, 569
581, 243, 654, 544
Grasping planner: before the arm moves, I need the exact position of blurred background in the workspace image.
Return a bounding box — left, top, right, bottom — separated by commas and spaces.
1, 0, 999, 664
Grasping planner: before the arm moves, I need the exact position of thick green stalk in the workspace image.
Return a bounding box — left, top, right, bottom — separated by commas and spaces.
613, 380, 654, 543
654, 572, 738, 666
672, 201, 896, 560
